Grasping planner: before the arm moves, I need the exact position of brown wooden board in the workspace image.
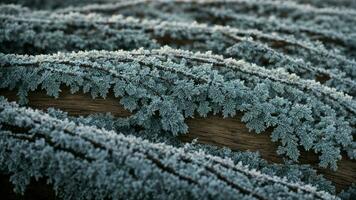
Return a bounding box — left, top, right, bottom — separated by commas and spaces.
0, 88, 355, 191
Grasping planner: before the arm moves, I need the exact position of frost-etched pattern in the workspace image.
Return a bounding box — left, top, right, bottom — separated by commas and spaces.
0, 97, 338, 200
45, 108, 337, 193
1, 6, 355, 95
1, 47, 355, 169
0, 0, 355, 199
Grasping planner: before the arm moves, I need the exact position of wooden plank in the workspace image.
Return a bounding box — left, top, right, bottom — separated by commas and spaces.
0, 88, 355, 191
1, 88, 131, 117
182, 116, 356, 191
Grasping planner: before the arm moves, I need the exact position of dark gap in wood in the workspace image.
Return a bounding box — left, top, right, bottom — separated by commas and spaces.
315, 73, 331, 84
155, 35, 196, 46
0, 124, 31, 134
0, 174, 55, 200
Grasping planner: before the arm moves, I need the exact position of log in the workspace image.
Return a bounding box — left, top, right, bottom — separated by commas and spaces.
0, 88, 355, 191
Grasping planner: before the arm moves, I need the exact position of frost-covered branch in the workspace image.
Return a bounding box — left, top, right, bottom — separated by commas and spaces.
1, 8, 355, 95
0, 97, 338, 200
1, 47, 354, 169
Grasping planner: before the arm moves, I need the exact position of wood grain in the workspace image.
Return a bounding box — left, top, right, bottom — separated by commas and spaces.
0, 88, 355, 191
1, 88, 131, 117
182, 116, 356, 191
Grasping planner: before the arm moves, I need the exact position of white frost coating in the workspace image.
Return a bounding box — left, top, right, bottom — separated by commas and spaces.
1, 47, 355, 169
0, 97, 339, 200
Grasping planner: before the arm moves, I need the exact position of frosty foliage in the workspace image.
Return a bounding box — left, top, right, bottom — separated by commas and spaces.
102, 0, 356, 58
0, 97, 338, 200
1, 6, 355, 95
0, 0, 355, 199
0, 0, 121, 9
1, 47, 355, 169
284, 0, 356, 9
338, 184, 356, 200
46, 108, 336, 193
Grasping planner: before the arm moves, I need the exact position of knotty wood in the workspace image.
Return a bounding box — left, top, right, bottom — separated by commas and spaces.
0, 88, 355, 191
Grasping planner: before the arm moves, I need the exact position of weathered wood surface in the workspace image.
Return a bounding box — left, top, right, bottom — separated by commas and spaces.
0, 88, 355, 191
